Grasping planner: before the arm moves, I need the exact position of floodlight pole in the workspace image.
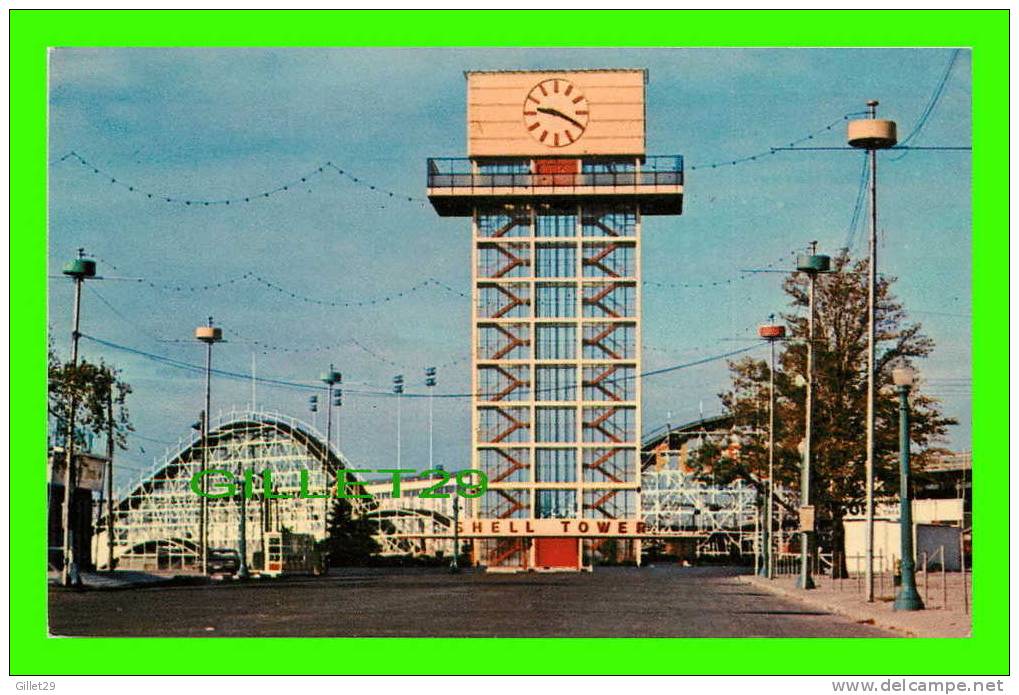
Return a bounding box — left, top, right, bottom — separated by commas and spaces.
393, 375, 404, 470
425, 367, 437, 470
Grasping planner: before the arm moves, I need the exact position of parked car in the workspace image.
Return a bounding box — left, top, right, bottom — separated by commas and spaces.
207, 548, 240, 575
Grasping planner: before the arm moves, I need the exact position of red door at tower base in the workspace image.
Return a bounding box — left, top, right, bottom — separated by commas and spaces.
535, 538, 580, 569
534, 159, 579, 187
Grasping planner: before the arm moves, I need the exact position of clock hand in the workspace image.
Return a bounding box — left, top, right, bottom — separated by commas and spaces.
536, 106, 585, 131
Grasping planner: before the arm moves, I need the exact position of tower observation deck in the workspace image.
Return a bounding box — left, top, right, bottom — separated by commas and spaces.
427, 69, 684, 571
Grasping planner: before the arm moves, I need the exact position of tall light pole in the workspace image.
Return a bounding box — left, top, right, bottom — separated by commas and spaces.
393, 375, 404, 470
425, 367, 437, 470
796, 245, 830, 589
758, 318, 786, 579
332, 386, 343, 451
59, 249, 96, 586
892, 365, 924, 611
320, 365, 342, 457
849, 101, 898, 601
308, 394, 319, 431
195, 317, 223, 575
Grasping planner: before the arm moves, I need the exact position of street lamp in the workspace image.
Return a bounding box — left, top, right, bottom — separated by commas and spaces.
59, 249, 97, 587
758, 318, 786, 579
892, 365, 924, 611
849, 101, 898, 602
795, 437, 815, 588
195, 317, 223, 576
795, 245, 830, 590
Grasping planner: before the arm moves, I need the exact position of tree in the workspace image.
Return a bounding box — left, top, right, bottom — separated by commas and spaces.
690, 250, 956, 570
48, 344, 133, 451
319, 490, 382, 566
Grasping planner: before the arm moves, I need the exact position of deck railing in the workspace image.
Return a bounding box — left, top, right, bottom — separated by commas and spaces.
427, 156, 684, 193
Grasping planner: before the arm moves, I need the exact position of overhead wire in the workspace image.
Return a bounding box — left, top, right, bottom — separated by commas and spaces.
889, 49, 962, 161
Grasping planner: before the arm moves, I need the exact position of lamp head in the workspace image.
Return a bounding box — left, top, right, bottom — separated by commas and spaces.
892, 365, 916, 387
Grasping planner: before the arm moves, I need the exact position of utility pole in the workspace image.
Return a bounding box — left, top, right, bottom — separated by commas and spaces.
60, 249, 96, 587
451, 495, 461, 574
237, 460, 249, 580
195, 317, 223, 575
425, 367, 437, 470
848, 101, 898, 602
105, 382, 116, 571
393, 375, 404, 470
796, 243, 830, 590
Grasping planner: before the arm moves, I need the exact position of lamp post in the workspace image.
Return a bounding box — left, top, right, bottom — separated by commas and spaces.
195, 317, 223, 575
758, 318, 786, 579
59, 249, 97, 587
848, 100, 898, 602
795, 245, 830, 590
892, 365, 924, 611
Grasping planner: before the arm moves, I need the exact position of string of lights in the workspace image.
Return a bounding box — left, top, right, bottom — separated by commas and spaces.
223, 323, 469, 371
245, 272, 438, 307
642, 248, 798, 290
83, 282, 470, 373
56, 151, 428, 207
58, 111, 871, 212
81, 333, 763, 400
84, 253, 467, 307
686, 111, 868, 171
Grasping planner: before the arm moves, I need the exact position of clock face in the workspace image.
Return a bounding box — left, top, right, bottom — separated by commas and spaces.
522, 78, 589, 148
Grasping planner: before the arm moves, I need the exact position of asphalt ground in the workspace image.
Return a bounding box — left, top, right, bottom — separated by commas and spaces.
48, 565, 895, 638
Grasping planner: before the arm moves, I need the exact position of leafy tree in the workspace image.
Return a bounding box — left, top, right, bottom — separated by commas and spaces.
48, 344, 133, 451
691, 251, 956, 571
319, 488, 382, 566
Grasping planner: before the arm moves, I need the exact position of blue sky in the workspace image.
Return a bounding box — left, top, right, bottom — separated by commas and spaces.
47, 48, 972, 486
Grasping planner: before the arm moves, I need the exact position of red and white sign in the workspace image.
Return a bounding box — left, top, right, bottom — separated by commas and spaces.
455, 518, 648, 538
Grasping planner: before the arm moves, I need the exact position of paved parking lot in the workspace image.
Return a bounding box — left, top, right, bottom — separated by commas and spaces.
48, 565, 894, 638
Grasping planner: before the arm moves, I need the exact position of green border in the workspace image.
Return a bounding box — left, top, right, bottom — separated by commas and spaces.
11, 9, 1008, 676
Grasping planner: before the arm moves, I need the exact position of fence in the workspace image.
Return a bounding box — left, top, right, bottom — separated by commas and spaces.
828, 545, 970, 613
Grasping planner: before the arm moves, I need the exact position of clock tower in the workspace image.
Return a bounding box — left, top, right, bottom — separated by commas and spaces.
427, 69, 683, 571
